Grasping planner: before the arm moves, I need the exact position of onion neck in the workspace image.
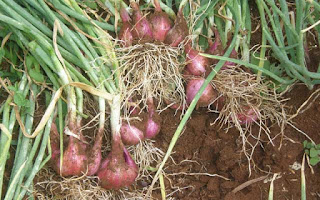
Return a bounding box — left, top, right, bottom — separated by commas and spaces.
120, 7, 131, 22
153, 0, 161, 12
110, 94, 122, 139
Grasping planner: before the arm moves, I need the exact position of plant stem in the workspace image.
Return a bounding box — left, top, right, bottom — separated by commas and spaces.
17, 113, 55, 200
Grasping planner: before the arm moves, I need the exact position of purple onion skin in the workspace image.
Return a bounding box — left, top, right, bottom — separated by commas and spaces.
149, 0, 172, 42
53, 136, 88, 177
97, 135, 138, 190
145, 118, 160, 139
87, 128, 103, 176
50, 122, 102, 176
131, 2, 153, 40
50, 123, 61, 161
185, 44, 209, 76
207, 28, 222, 55
186, 77, 217, 107
235, 106, 258, 125
144, 98, 161, 139
164, 10, 188, 47
119, 8, 133, 46
120, 123, 145, 145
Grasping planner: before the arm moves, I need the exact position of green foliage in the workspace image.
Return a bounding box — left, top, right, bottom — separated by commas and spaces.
0, 48, 5, 64
250, 52, 285, 77
8, 85, 31, 108
303, 140, 320, 166
81, 0, 98, 9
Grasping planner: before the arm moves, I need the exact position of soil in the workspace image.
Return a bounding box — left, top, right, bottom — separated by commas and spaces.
1, 2, 320, 200
152, 83, 320, 200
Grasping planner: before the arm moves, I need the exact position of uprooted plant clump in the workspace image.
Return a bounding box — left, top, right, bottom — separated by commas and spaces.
117, 42, 187, 113
209, 65, 289, 173
33, 140, 165, 199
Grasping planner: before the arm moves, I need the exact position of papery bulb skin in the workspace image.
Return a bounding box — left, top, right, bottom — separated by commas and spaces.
97, 135, 138, 190
149, 0, 172, 42
184, 43, 209, 76
53, 136, 88, 177
50, 123, 61, 161
131, 2, 153, 40
120, 123, 145, 145
206, 28, 222, 55
144, 98, 161, 139
234, 106, 259, 125
164, 10, 188, 47
119, 8, 134, 47
186, 77, 217, 107
87, 128, 103, 176
145, 117, 161, 139
50, 121, 103, 177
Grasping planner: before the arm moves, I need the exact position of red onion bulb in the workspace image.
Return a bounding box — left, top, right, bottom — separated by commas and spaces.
120, 123, 145, 145
234, 106, 258, 125
186, 77, 217, 107
144, 98, 161, 139
119, 7, 133, 46
97, 135, 138, 190
164, 10, 188, 47
149, 0, 172, 42
184, 43, 209, 76
131, 2, 153, 40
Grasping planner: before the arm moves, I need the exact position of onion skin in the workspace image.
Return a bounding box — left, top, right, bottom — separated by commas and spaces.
52, 135, 87, 177
97, 134, 138, 190
120, 123, 145, 145
119, 7, 133, 47
50, 123, 61, 161
87, 128, 103, 176
185, 43, 209, 76
164, 10, 188, 47
186, 77, 217, 107
206, 28, 222, 55
144, 98, 161, 139
235, 106, 258, 125
131, 2, 153, 40
145, 117, 160, 139
50, 122, 102, 176
149, 0, 172, 42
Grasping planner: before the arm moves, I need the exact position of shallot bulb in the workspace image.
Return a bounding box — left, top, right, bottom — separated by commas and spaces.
149, 0, 172, 41
144, 98, 161, 139
50, 122, 102, 176
186, 77, 217, 107
131, 1, 153, 40
120, 123, 145, 145
206, 28, 222, 55
54, 136, 87, 176
164, 9, 188, 47
234, 106, 258, 125
184, 43, 210, 76
97, 134, 138, 190
119, 7, 133, 46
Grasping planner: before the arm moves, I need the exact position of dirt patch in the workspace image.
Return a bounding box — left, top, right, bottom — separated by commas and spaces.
153, 83, 320, 200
